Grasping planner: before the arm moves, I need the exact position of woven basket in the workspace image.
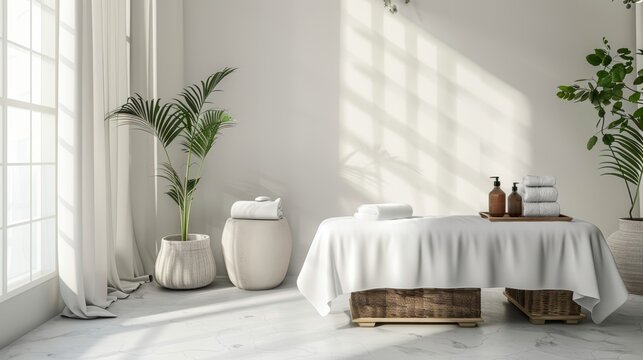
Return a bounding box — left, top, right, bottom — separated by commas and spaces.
505, 288, 580, 316
350, 288, 481, 319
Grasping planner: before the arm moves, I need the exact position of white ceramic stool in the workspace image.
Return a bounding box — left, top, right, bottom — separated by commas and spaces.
221, 218, 292, 290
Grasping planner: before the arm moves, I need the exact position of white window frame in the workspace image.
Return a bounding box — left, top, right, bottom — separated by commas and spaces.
0, 0, 59, 303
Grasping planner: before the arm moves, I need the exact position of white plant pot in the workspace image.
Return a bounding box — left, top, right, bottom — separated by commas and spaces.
155, 234, 216, 290
607, 218, 643, 295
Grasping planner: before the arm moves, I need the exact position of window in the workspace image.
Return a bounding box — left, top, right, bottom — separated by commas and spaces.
1, 0, 58, 300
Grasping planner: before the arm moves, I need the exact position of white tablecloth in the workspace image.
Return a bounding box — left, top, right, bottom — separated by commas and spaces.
296, 216, 628, 324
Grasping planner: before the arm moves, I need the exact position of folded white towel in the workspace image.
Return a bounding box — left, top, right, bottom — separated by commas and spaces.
522, 175, 556, 187
518, 185, 558, 203
354, 203, 413, 220
231, 198, 283, 220
522, 202, 560, 217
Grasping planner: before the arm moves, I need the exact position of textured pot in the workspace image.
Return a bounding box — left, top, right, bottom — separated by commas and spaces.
222, 218, 292, 290
155, 234, 216, 289
607, 219, 643, 295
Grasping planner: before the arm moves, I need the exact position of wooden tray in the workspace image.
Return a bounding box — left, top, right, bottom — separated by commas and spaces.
479, 212, 572, 222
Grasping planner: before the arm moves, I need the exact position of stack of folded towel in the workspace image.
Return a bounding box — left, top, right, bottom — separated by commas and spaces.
231, 196, 283, 220
354, 203, 413, 220
519, 175, 560, 217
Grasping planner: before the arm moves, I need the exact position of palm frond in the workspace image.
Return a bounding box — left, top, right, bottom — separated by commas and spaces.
175, 68, 236, 132
158, 162, 184, 207
106, 94, 183, 148
181, 110, 234, 159
186, 178, 201, 199
600, 126, 643, 188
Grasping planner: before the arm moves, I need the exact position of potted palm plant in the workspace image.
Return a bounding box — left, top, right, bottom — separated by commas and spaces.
107, 68, 236, 289
557, 39, 643, 294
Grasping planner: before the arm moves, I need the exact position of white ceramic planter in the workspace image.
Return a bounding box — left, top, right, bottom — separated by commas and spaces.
222, 218, 292, 290
155, 234, 216, 290
607, 218, 643, 295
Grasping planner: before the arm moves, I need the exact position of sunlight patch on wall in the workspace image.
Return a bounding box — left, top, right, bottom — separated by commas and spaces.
339, 0, 531, 215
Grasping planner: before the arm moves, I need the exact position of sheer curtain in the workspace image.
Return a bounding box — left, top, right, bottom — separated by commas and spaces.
57, 0, 149, 319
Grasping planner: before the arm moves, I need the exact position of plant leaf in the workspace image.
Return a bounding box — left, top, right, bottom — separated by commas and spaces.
586, 54, 602, 66
106, 95, 184, 148
587, 135, 598, 150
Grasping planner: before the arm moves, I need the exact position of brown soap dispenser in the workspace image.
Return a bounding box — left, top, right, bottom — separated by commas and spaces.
508, 182, 523, 217
488, 176, 506, 217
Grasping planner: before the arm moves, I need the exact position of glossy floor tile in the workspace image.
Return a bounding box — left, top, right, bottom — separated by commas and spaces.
1, 277, 642, 359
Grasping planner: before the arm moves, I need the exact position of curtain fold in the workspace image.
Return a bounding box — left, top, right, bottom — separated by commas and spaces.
57, 0, 148, 319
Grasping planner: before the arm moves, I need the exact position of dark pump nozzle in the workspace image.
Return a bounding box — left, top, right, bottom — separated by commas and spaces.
512, 182, 519, 192
490, 176, 501, 187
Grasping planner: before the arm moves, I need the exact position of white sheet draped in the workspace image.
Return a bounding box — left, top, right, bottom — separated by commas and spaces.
57, 0, 148, 319
297, 216, 628, 324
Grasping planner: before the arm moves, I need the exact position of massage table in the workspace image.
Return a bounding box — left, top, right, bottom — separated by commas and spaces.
297, 216, 628, 326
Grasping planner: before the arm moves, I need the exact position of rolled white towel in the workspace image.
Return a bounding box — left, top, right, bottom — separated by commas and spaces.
518, 185, 558, 203
522, 175, 556, 187
522, 202, 560, 217
231, 198, 283, 220
354, 203, 413, 220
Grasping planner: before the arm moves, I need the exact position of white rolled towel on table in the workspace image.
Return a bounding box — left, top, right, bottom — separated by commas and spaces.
522, 202, 560, 217
354, 203, 413, 220
522, 175, 556, 187
518, 185, 558, 202
231, 198, 283, 220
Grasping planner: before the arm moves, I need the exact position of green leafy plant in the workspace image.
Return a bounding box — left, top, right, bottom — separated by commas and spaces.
107, 68, 236, 240
613, 0, 640, 9
557, 39, 643, 219
383, 0, 409, 13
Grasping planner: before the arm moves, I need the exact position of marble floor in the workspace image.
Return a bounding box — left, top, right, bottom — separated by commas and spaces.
1, 277, 642, 360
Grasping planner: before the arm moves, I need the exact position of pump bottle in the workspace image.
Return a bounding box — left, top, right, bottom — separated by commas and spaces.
508, 182, 523, 217
489, 176, 506, 217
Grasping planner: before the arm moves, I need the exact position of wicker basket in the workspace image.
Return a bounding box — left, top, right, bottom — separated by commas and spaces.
504, 288, 580, 317
350, 288, 481, 320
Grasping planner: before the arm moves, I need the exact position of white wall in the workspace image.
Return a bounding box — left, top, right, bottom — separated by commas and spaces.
0, 278, 63, 348
130, 0, 185, 273
177, 0, 636, 276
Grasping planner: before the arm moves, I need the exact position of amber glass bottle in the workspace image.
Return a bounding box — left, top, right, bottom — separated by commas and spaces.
488, 176, 506, 217
508, 182, 523, 217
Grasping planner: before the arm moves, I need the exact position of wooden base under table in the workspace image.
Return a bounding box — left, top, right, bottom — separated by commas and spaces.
350, 288, 483, 328
504, 288, 586, 325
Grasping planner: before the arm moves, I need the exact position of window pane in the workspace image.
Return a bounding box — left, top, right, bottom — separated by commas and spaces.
0, 167, 3, 228
8, 166, 31, 225
32, 218, 56, 278
33, 1, 56, 58
8, 45, 31, 102
0, 45, 3, 98
7, 0, 30, 48
32, 54, 56, 107
32, 165, 55, 219
0, 0, 3, 38
32, 112, 56, 163
0, 232, 3, 295
7, 224, 31, 292
0, 111, 3, 162
7, 107, 31, 163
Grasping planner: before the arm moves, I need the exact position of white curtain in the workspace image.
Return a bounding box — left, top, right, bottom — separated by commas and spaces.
57, 0, 149, 319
